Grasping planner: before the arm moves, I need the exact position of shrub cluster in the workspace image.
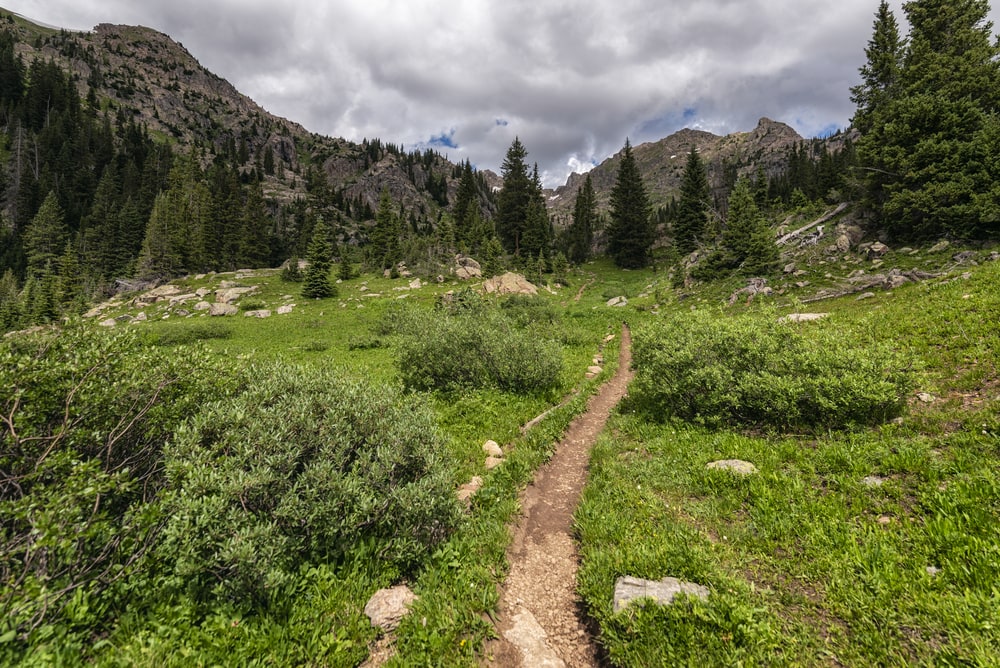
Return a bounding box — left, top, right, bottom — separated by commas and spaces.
156, 365, 462, 606
393, 308, 563, 394
629, 311, 912, 430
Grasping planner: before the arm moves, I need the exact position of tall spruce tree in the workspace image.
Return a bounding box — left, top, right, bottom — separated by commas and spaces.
721, 178, 779, 276
495, 138, 533, 256
850, 1, 904, 135
674, 148, 710, 254
857, 0, 1000, 239
369, 188, 403, 270
567, 174, 596, 264
607, 139, 653, 268
302, 218, 336, 299
23, 191, 67, 279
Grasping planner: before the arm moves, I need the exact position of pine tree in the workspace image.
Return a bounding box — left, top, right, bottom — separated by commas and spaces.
721, 178, 778, 276
369, 188, 403, 270
606, 139, 653, 268
496, 138, 533, 256
673, 148, 711, 254
23, 191, 68, 279
481, 236, 506, 278
567, 174, 596, 264
0, 269, 21, 331
850, 1, 904, 135
302, 218, 336, 299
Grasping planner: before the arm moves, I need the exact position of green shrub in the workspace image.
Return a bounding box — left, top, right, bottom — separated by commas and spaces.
156, 366, 462, 607
500, 294, 561, 327
395, 310, 563, 394
628, 310, 912, 430
0, 327, 232, 639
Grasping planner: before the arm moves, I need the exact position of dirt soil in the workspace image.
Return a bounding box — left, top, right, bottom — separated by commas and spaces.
481, 325, 634, 667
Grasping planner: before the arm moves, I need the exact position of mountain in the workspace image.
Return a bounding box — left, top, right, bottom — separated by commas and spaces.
545, 118, 857, 225
0, 8, 467, 217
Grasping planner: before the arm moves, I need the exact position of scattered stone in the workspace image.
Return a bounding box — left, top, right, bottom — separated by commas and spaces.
134, 284, 182, 306
793, 269, 808, 277
706, 459, 757, 475
926, 565, 940, 577
456, 476, 483, 504
196, 287, 212, 297
482, 440, 503, 458
929, 240, 950, 253
216, 286, 259, 304
917, 392, 935, 403
176, 309, 190, 317
877, 515, 894, 525
115, 314, 133, 323
867, 242, 890, 258
835, 234, 852, 253
209, 303, 239, 316
99, 318, 116, 327
193, 301, 212, 311
244, 309, 271, 318
485, 456, 504, 470
168, 293, 199, 305
83, 306, 104, 318
861, 475, 885, 488
364, 585, 417, 631
218, 280, 238, 289
482, 272, 538, 295
606, 296, 628, 307
848, 269, 866, 279
408, 278, 423, 289
794, 281, 810, 288
277, 304, 294, 315
613, 576, 709, 613
783, 262, 797, 274
953, 251, 978, 265
727, 277, 772, 305
898, 247, 913, 254
780, 313, 828, 323
587, 365, 603, 376
133, 312, 148, 322
857, 292, 876, 300
603, 334, 615, 343
503, 606, 565, 668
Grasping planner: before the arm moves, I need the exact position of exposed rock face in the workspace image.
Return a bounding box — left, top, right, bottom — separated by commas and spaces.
483, 272, 538, 295
364, 585, 417, 631
209, 303, 238, 316
606, 296, 628, 307
613, 576, 709, 613
728, 278, 772, 305
215, 286, 258, 304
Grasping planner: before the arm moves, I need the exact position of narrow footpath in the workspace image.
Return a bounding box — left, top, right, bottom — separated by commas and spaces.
483, 325, 634, 667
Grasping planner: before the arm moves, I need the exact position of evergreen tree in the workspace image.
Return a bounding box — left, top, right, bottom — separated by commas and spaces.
23, 191, 68, 279
369, 188, 403, 270
721, 178, 779, 276
567, 174, 596, 264
481, 236, 506, 278
239, 183, 272, 268
496, 138, 533, 256
302, 218, 336, 299
850, 1, 904, 135
136, 191, 182, 279
858, 0, 1000, 239
606, 139, 654, 268
0, 269, 21, 331
673, 148, 711, 254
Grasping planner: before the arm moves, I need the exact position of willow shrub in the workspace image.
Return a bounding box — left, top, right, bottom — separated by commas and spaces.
157, 365, 462, 607
629, 310, 912, 431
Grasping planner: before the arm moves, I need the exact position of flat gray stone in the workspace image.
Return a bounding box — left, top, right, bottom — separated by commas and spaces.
364, 585, 417, 631
706, 459, 757, 475
613, 576, 709, 613
209, 303, 238, 317
503, 606, 565, 667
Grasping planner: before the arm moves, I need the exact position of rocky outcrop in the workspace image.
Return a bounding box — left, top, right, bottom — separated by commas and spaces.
483, 272, 538, 296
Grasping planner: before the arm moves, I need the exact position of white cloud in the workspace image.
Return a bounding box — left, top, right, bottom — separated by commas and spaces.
6, 0, 999, 187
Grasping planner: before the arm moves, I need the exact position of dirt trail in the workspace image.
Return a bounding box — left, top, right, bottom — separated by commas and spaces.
482, 325, 634, 667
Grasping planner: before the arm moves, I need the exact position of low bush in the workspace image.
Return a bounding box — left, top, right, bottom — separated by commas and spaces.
628, 310, 912, 430
144, 320, 233, 346
156, 365, 462, 607
395, 310, 563, 394
500, 294, 561, 327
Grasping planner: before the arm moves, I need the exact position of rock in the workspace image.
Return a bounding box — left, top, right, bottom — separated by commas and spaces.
926, 565, 940, 577
929, 240, 950, 253
835, 234, 852, 253
209, 303, 239, 316
194, 301, 212, 311
780, 313, 828, 323
364, 585, 417, 631
277, 304, 294, 315
952, 251, 978, 265
408, 278, 423, 289
503, 607, 565, 668
455, 255, 481, 271
168, 293, 199, 305
867, 242, 890, 258
456, 476, 483, 504
176, 309, 190, 317
134, 284, 182, 305
218, 280, 238, 289
587, 365, 603, 376
606, 296, 628, 307
99, 318, 116, 327
794, 281, 810, 288
455, 265, 482, 280
727, 277, 772, 305
887, 273, 911, 289
485, 456, 504, 470
244, 309, 271, 318
706, 459, 757, 475
857, 292, 876, 300
917, 392, 935, 403
115, 314, 133, 323
482, 440, 503, 458
613, 576, 709, 613
603, 334, 615, 343
436, 274, 445, 283
783, 262, 797, 274
482, 272, 538, 296
216, 286, 258, 304
83, 306, 104, 318
196, 287, 212, 297
861, 475, 885, 488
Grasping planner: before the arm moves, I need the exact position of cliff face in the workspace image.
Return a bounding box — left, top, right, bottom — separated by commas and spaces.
546, 118, 813, 223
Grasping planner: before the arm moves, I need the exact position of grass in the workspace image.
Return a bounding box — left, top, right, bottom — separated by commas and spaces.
575, 256, 1000, 665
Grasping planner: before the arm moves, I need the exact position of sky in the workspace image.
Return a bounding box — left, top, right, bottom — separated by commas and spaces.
5, 1, 1000, 187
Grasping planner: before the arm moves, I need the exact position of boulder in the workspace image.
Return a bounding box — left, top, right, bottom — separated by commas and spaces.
457, 476, 483, 504
244, 309, 271, 318
482, 440, 503, 458
783, 262, 797, 274
482, 272, 538, 296
364, 585, 417, 631
456, 265, 482, 280
193, 301, 212, 311
780, 313, 828, 323
952, 251, 978, 265
485, 456, 504, 470
929, 240, 950, 253
209, 303, 238, 316
455, 255, 481, 271
867, 242, 890, 258
835, 234, 852, 253
727, 278, 772, 305
613, 576, 709, 613
277, 304, 294, 315
133, 312, 148, 322
706, 459, 757, 475
215, 286, 258, 304
606, 296, 628, 307
195, 287, 212, 298
587, 365, 603, 376
99, 318, 116, 327
408, 278, 423, 290
856, 292, 876, 300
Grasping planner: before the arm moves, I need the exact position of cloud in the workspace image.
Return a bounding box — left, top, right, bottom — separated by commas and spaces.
6, 0, 999, 187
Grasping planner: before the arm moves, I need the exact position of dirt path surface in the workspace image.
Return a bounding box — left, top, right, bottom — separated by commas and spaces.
482, 325, 634, 667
